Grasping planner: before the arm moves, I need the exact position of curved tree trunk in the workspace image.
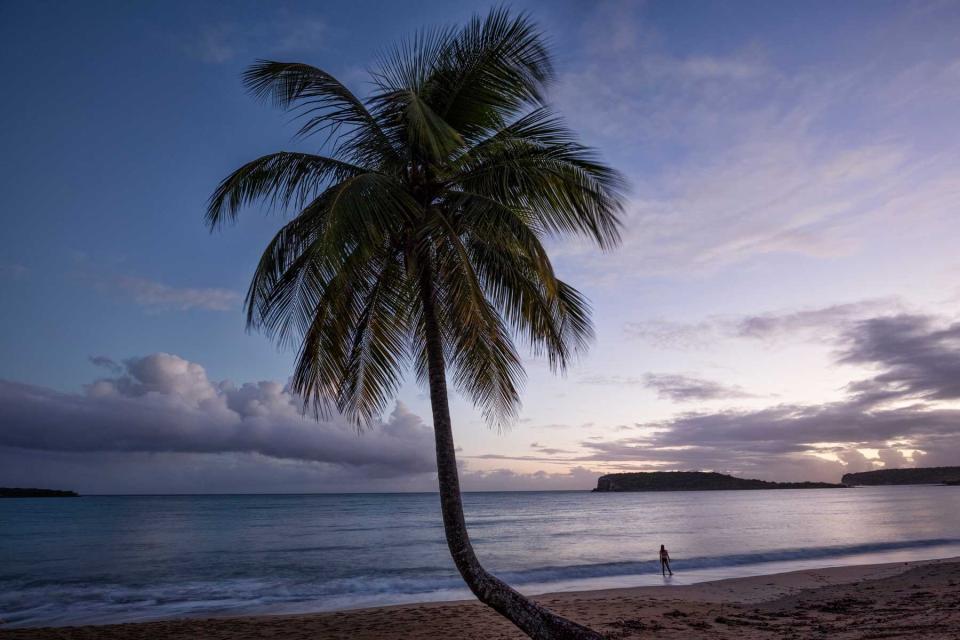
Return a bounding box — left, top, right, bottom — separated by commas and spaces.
417, 263, 606, 640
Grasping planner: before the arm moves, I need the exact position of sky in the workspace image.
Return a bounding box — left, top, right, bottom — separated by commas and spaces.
1, 0, 959, 493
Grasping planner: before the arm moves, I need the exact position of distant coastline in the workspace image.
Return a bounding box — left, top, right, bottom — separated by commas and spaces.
592, 471, 844, 492
0, 487, 79, 498
842, 466, 960, 486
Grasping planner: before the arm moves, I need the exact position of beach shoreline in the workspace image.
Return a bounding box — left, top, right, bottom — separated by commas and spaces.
4, 556, 959, 639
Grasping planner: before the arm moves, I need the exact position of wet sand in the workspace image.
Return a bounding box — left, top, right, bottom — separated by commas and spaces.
4, 557, 959, 639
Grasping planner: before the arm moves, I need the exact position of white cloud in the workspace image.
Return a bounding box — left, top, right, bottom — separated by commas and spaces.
111, 275, 240, 312
0, 353, 613, 492
1, 353, 436, 477
72, 255, 240, 313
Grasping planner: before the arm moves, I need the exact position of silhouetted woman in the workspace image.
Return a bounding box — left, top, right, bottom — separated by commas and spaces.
660, 544, 673, 576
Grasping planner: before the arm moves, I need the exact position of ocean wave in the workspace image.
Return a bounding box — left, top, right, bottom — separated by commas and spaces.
4, 537, 959, 627
496, 538, 960, 585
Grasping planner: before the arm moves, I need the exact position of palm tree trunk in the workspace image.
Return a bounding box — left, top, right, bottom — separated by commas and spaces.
417, 262, 606, 640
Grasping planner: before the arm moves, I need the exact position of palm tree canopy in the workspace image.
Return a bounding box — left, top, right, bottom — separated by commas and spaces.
207, 8, 627, 428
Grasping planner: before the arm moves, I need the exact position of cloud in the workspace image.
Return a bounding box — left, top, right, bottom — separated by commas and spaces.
2, 352, 650, 492
529, 442, 575, 456
579, 374, 645, 386
88, 355, 122, 374
110, 275, 240, 312
624, 298, 901, 348
0, 352, 614, 492
551, 1, 960, 277
458, 466, 600, 492
735, 299, 903, 341
838, 314, 960, 404
581, 372, 753, 402
621, 318, 717, 350
579, 403, 960, 482
610, 139, 917, 275
182, 15, 326, 64
0, 445, 604, 493
73, 255, 240, 313
641, 373, 754, 402
529, 422, 576, 430
557, 2, 773, 146
580, 312, 960, 481
0, 353, 435, 478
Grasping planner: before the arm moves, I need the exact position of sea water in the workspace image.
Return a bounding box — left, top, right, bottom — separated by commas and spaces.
2, 485, 960, 627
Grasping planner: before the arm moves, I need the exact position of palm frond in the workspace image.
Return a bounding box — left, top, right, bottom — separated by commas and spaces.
290, 246, 412, 426
463, 226, 593, 372
427, 8, 552, 141
370, 26, 455, 97
371, 89, 464, 164
211, 8, 625, 429
246, 173, 421, 346
206, 152, 367, 228
289, 244, 375, 420
428, 214, 525, 426
450, 106, 568, 167
452, 136, 627, 249
243, 61, 398, 166
337, 253, 413, 424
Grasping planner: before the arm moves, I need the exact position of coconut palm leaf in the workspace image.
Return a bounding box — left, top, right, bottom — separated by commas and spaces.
208, 9, 625, 639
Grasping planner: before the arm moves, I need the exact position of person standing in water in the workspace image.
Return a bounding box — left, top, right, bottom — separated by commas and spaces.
660, 544, 673, 576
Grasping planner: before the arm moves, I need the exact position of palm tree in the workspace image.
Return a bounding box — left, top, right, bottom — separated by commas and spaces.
206, 9, 624, 639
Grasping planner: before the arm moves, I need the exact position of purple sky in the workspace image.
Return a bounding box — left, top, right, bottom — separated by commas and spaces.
2, 0, 960, 492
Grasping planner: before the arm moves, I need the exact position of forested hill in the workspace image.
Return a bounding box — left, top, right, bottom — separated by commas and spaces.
593, 471, 844, 492
841, 467, 960, 486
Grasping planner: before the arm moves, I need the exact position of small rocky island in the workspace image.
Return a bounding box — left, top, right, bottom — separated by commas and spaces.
0, 487, 79, 498
842, 466, 960, 486
593, 471, 844, 492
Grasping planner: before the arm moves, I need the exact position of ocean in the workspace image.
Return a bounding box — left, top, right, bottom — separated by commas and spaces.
3, 486, 960, 628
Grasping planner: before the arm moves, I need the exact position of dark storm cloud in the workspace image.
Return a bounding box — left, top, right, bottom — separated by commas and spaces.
0, 353, 435, 477
838, 315, 960, 402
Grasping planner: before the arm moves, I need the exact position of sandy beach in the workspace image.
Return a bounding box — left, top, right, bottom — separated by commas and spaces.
4, 557, 959, 639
